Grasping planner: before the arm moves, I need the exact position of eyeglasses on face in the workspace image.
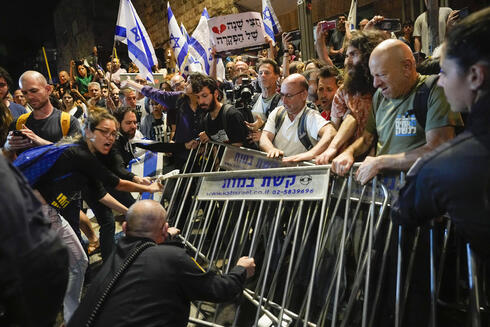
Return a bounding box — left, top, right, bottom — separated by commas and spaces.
94, 127, 119, 140
279, 90, 305, 99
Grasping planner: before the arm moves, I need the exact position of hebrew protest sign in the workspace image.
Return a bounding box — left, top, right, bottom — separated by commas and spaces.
208, 12, 267, 55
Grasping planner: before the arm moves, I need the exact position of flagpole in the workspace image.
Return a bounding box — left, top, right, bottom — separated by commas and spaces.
42, 46, 53, 84
106, 38, 118, 114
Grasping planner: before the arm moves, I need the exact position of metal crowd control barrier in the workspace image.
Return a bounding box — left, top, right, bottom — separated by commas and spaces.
158, 141, 487, 326
160, 141, 392, 326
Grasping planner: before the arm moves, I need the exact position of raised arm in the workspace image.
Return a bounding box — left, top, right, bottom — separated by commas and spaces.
314, 24, 334, 67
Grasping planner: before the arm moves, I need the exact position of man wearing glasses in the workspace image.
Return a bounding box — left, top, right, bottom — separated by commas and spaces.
259, 73, 337, 162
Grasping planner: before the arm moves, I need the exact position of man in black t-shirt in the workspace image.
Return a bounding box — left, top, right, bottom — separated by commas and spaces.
195, 76, 249, 147
328, 14, 347, 68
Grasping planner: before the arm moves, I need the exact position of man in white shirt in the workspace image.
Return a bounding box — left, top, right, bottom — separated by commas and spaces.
259, 74, 336, 162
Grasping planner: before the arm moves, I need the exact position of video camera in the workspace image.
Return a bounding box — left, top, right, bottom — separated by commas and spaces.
225, 78, 255, 123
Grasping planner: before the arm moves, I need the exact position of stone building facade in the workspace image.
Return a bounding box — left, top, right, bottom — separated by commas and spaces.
52, 0, 480, 75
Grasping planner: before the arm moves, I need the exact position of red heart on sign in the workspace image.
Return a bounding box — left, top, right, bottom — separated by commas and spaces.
212, 24, 227, 34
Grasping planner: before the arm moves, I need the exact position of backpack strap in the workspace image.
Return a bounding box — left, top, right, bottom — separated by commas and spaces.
250, 93, 260, 107
16, 112, 31, 130
60, 111, 71, 136
273, 106, 314, 150
274, 106, 287, 133
298, 107, 314, 150
266, 93, 282, 118
220, 104, 231, 134
411, 75, 439, 130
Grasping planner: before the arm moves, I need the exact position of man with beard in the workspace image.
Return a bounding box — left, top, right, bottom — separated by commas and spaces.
197, 76, 250, 147
317, 30, 386, 164
331, 39, 463, 183
122, 73, 205, 169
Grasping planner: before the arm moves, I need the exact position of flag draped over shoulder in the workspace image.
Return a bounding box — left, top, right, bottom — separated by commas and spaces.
262, 0, 282, 43
347, 0, 357, 31
115, 0, 157, 82
167, 2, 189, 73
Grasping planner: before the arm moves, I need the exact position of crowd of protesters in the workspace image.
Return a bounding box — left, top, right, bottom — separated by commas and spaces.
1, 3, 489, 327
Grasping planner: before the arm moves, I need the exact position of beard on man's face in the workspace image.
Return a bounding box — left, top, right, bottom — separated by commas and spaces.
200, 97, 217, 112
344, 61, 375, 95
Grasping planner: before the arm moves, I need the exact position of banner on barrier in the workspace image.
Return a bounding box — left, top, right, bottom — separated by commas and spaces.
197, 170, 329, 200
220, 146, 292, 170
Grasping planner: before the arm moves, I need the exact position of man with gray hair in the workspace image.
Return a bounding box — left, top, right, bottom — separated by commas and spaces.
87, 81, 106, 107
69, 200, 255, 327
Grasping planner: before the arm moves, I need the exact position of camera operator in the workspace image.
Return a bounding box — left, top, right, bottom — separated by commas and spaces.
196, 76, 251, 148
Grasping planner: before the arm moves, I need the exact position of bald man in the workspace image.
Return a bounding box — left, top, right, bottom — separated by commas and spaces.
4, 70, 81, 153
331, 39, 462, 184
260, 73, 337, 162
69, 200, 255, 327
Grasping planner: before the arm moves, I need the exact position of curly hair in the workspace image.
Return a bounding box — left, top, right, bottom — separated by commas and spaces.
0, 66, 14, 92
343, 30, 387, 95
0, 102, 12, 146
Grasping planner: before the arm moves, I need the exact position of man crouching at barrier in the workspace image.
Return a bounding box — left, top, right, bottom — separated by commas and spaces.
259, 73, 337, 162
68, 200, 255, 327
331, 39, 463, 182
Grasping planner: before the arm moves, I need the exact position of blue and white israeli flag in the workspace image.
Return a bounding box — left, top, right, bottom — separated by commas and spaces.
262, 0, 282, 43
188, 8, 212, 74
167, 2, 189, 73
115, 0, 158, 83
128, 150, 165, 201
347, 0, 357, 31
181, 23, 203, 74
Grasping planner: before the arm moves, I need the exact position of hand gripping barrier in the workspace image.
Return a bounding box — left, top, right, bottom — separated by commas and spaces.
158, 141, 487, 326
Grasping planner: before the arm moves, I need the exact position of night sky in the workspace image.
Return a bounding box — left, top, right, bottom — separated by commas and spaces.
0, 1, 61, 84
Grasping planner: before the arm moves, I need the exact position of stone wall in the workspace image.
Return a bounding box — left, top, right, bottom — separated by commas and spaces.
53, 0, 119, 73
52, 0, 416, 74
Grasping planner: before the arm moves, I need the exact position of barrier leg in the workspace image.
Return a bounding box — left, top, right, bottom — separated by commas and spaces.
253, 200, 284, 326
278, 201, 304, 327
399, 227, 421, 325
466, 244, 482, 327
